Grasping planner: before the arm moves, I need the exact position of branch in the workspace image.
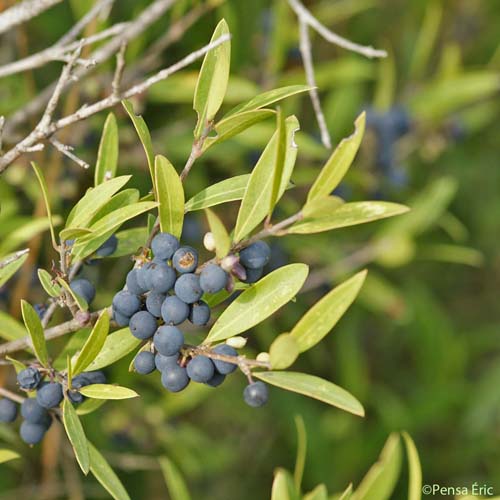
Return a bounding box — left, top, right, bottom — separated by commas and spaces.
183, 345, 270, 371
0, 387, 25, 404
0, 0, 63, 36
49, 138, 90, 170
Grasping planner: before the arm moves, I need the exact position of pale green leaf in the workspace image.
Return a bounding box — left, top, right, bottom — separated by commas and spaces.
90, 189, 141, 225
302, 196, 344, 218
293, 415, 307, 491
269, 333, 299, 369
57, 277, 88, 312
205, 208, 230, 259
303, 484, 328, 500
6, 356, 26, 373
59, 227, 93, 241
205, 263, 308, 343
37, 268, 61, 298
0, 311, 26, 342
271, 468, 300, 500
159, 457, 191, 500
254, 371, 364, 416
0, 252, 28, 287
62, 399, 90, 474
31, 162, 57, 248
155, 155, 184, 239
95, 112, 119, 185
21, 300, 48, 367
79, 384, 139, 400
402, 432, 422, 500
76, 398, 106, 416
290, 271, 367, 352
269, 108, 287, 217
0, 449, 20, 464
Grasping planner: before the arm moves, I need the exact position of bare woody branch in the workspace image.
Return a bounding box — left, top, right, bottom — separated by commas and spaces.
0, 0, 63, 36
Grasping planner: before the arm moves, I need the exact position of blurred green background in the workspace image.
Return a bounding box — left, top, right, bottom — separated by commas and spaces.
0, 0, 499, 498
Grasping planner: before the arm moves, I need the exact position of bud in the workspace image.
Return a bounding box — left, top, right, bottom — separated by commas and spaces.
203, 232, 216, 252
256, 352, 270, 363
231, 262, 247, 281
220, 254, 239, 272
226, 336, 247, 349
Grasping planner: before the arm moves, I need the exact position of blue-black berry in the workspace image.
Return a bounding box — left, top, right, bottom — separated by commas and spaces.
134, 351, 156, 375
83, 371, 106, 384
239, 241, 271, 269
151, 232, 179, 260
172, 246, 198, 274
17, 367, 42, 390
188, 301, 210, 326
36, 382, 63, 409
126, 268, 147, 295
112, 290, 141, 317
186, 356, 215, 383
146, 292, 165, 318
149, 262, 176, 293
212, 344, 238, 375
70, 278, 96, 305
161, 296, 189, 325
20, 398, 48, 424
154, 325, 184, 356
113, 310, 131, 327
20, 421, 48, 445
129, 311, 157, 340
243, 266, 263, 284
0, 398, 17, 422
161, 365, 190, 392
174, 273, 203, 304
95, 234, 118, 257
155, 353, 179, 372
243, 381, 268, 407
199, 264, 228, 294
206, 372, 225, 387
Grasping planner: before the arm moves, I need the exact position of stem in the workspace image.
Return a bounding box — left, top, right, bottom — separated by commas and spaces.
0, 386, 25, 404
179, 125, 212, 182
183, 344, 270, 370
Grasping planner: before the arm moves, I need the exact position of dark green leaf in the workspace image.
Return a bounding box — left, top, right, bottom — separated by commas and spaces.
95, 112, 119, 185
37, 269, 61, 298
62, 399, 90, 474
20, 300, 48, 367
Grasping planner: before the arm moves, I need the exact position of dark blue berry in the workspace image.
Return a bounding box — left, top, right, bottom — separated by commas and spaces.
212, 344, 238, 374
199, 264, 228, 294
151, 233, 179, 260
129, 311, 157, 340
112, 290, 141, 317
149, 262, 176, 293
155, 352, 179, 372
20, 398, 48, 424
83, 371, 106, 384
174, 273, 203, 304
34, 303, 46, 319
0, 398, 17, 422
68, 389, 84, 404
146, 292, 165, 318
36, 382, 63, 409
154, 325, 184, 356
136, 263, 153, 291
113, 310, 130, 327
161, 296, 189, 325
161, 365, 190, 392
70, 278, 96, 305
243, 266, 263, 283
126, 268, 147, 295
134, 351, 156, 375
239, 241, 271, 269
172, 246, 198, 274
95, 234, 118, 257
17, 367, 41, 390
20, 421, 47, 445
206, 372, 225, 387
186, 356, 215, 383
188, 301, 210, 326
243, 381, 268, 407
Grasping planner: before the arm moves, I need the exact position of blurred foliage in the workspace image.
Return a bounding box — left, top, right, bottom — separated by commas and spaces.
0, 0, 499, 499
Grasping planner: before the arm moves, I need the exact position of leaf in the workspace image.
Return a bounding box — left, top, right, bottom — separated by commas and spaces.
90, 189, 141, 225
59, 227, 93, 241
293, 415, 307, 491
193, 19, 231, 138
66, 176, 131, 229
202, 109, 275, 151
57, 277, 88, 312
89, 441, 131, 500
302, 195, 344, 218
113, 227, 148, 257
205, 208, 230, 259
338, 484, 353, 500
0, 252, 28, 287
86, 328, 141, 371
0, 449, 20, 464
21, 300, 48, 367
290, 271, 367, 352
155, 155, 184, 239
122, 99, 154, 184
353, 433, 402, 500
255, 371, 364, 416
62, 399, 90, 474
205, 263, 308, 343
417, 244, 483, 267
76, 398, 107, 416
271, 468, 300, 500
185, 175, 250, 212
226, 85, 313, 117
307, 113, 365, 202
66, 354, 73, 388
269, 108, 287, 217
6, 356, 26, 373
303, 485, 328, 500
234, 115, 299, 241
37, 269, 61, 298
288, 202, 409, 234
269, 333, 299, 369
159, 457, 192, 500
72, 311, 110, 375
0, 311, 26, 342
402, 432, 422, 500
95, 112, 119, 185
79, 384, 139, 400
30, 162, 57, 248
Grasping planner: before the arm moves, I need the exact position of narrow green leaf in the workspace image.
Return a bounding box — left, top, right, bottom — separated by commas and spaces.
76, 398, 106, 416
155, 155, 184, 239
185, 175, 250, 212
354, 433, 402, 500
0, 252, 28, 287
30, 162, 57, 248
205, 208, 230, 259
193, 19, 231, 138
302, 196, 344, 218
293, 415, 307, 491
205, 263, 308, 343
6, 356, 26, 373
37, 269, 61, 298
20, 300, 48, 367
269, 333, 299, 369
67, 354, 73, 388
271, 468, 300, 500
62, 399, 90, 474
72, 311, 110, 375
0, 311, 26, 342
290, 271, 367, 352
57, 277, 88, 312
269, 108, 287, 217
113, 227, 148, 257
90, 189, 141, 225
79, 384, 139, 400
0, 449, 20, 464
303, 484, 328, 500
59, 227, 93, 241
288, 202, 409, 234
95, 112, 119, 185
402, 432, 422, 500
339, 484, 353, 500
234, 115, 299, 241
159, 457, 192, 500
226, 85, 313, 117
86, 328, 141, 371
307, 113, 365, 202
254, 371, 364, 416
89, 441, 130, 500
122, 99, 154, 184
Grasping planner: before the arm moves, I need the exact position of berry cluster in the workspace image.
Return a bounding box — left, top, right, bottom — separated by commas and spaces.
112, 231, 271, 406
0, 367, 106, 445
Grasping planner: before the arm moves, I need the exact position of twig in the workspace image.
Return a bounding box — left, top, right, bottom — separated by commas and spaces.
0, 387, 25, 404
183, 345, 271, 370
112, 43, 127, 97
180, 125, 212, 181
0, 248, 29, 270
49, 138, 89, 169
0, 0, 63, 36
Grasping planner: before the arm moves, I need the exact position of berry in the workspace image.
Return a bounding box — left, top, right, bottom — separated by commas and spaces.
212, 344, 238, 375
149, 262, 176, 293
206, 372, 225, 388
17, 367, 42, 390
243, 266, 263, 284
70, 278, 96, 305
161, 296, 189, 325
129, 311, 157, 340
21, 398, 48, 424
172, 246, 198, 274
161, 365, 190, 392
136, 263, 153, 291
20, 421, 48, 445
113, 310, 130, 327
112, 291, 141, 317
83, 371, 106, 384
186, 356, 215, 383
174, 273, 203, 304
188, 301, 211, 326
34, 303, 46, 319
154, 325, 184, 356
151, 232, 179, 260
71, 374, 91, 388
68, 389, 84, 404
155, 353, 179, 372
146, 292, 165, 318
199, 264, 228, 294
126, 268, 147, 295
239, 241, 271, 269
0, 398, 17, 422
95, 234, 118, 257
243, 381, 268, 407
134, 351, 156, 375
36, 382, 63, 409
